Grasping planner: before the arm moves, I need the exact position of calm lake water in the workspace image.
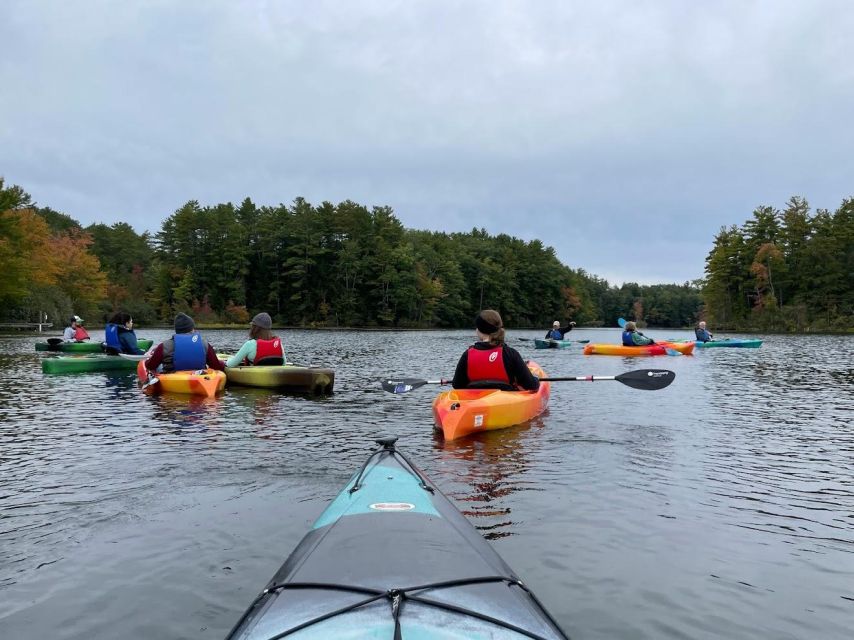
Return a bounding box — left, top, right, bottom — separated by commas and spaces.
1, 328, 852, 639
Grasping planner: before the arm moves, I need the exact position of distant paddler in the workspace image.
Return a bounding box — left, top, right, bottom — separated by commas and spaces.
63, 315, 90, 342
695, 321, 714, 343
544, 320, 576, 340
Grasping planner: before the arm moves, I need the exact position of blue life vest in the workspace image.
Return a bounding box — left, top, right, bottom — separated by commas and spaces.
104, 323, 121, 351
173, 333, 206, 370
547, 329, 562, 340
695, 328, 712, 342
622, 330, 636, 346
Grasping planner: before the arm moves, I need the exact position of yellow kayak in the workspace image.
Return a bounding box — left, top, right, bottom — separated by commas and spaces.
136, 360, 226, 398
583, 342, 695, 356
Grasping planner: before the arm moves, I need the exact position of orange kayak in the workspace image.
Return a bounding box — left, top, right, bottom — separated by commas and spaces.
432, 361, 550, 441
136, 360, 226, 398
583, 342, 695, 356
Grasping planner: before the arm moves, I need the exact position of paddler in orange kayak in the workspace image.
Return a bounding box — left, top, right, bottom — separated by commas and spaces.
142, 312, 226, 375
621, 320, 656, 346
451, 310, 540, 390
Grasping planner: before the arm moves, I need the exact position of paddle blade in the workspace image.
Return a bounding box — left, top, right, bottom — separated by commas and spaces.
615, 369, 675, 390
381, 378, 430, 394
664, 348, 683, 356
618, 317, 627, 328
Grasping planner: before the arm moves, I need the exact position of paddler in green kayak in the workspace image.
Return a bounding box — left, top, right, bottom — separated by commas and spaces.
452, 310, 539, 390
225, 312, 286, 367
695, 321, 714, 342
63, 315, 90, 342
544, 319, 576, 340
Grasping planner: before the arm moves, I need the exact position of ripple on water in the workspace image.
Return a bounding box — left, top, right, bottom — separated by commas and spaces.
1, 330, 853, 639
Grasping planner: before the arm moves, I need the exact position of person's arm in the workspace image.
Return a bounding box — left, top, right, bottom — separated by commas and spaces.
451, 351, 470, 389
206, 344, 226, 371
632, 332, 655, 346
560, 322, 576, 336
63, 327, 75, 342
226, 341, 256, 368
143, 343, 165, 373
121, 331, 144, 355
504, 347, 539, 391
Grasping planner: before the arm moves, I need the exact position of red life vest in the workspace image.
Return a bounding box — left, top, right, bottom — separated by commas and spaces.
254, 338, 282, 364
74, 326, 90, 341
466, 345, 510, 383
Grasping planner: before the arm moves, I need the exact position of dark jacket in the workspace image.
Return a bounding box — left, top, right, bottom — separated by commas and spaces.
452, 342, 540, 390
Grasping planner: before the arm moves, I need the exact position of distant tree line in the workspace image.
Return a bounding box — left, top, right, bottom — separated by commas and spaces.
5, 178, 847, 331
703, 196, 853, 331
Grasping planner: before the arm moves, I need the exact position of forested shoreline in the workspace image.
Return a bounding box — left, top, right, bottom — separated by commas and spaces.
1, 178, 850, 331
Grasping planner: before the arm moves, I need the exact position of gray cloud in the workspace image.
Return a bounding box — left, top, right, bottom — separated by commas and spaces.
3, 0, 852, 284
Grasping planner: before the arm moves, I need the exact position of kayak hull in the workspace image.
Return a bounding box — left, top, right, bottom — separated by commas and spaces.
136, 360, 226, 398
583, 341, 695, 356
35, 338, 153, 353
42, 355, 140, 374
432, 361, 550, 441
224, 364, 334, 394
696, 339, 762, 348
225, 439, 568, 640
534, 338, 574, 349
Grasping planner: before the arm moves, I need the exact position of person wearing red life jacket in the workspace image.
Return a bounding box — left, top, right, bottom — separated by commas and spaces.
225, 312, 285, 367
63, 315, 90, 342
451, 309, 539, 391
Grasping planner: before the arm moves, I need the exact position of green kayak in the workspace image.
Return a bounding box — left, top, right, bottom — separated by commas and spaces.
534, 338, 589, 349
669, 338, 763, 349
42, 354, 143, 374
35, 339, 153, 353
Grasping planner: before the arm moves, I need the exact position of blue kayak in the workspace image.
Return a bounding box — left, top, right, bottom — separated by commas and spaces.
695, 338, 762, 348
226, 437, 568, 639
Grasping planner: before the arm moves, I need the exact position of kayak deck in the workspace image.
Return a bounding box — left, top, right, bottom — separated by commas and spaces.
136, 360, 225, 397
224, 363, 335, 394
42, 354, 140, 374
432, 361, 550, 441
225, 438, 568, 640
35, 338, 153, 353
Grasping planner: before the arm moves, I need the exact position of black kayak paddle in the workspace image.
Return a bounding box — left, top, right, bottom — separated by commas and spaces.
381, 369, 675, 394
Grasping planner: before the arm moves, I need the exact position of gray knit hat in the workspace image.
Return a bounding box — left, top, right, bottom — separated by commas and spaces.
251, 312, 272, 329
174, 312, 195, 333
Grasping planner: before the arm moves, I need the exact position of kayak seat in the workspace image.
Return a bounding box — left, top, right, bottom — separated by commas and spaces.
255, 356, 284, 366
464, 380, 518, 391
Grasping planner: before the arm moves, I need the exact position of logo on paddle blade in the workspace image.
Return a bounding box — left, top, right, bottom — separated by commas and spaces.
369, 502, 415, 511
394, 383, 411, 393
647, 371, 669, 377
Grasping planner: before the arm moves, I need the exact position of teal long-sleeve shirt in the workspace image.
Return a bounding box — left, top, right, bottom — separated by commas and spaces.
225, 339, 286, 368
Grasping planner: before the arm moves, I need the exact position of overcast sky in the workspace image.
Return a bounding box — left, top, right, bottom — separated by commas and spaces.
2, 1, 852, 284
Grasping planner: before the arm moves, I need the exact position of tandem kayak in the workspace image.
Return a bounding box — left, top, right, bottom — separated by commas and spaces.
225, 437, 569, 640
35, 339, 153, 353
533, 338, 588, 349
583, 341, 695, 356
223, 363, 335, 394
432, 360, 550, 441
42, 354, 141, 374
135, 360, 226, 398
